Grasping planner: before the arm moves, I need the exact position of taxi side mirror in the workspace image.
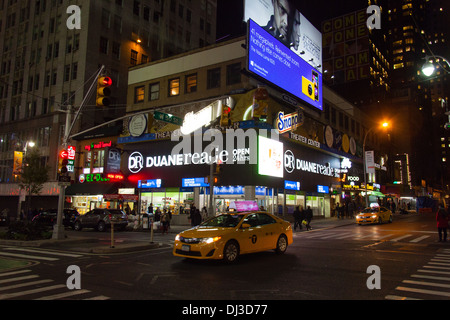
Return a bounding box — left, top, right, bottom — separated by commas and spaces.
241, 223, 251, 229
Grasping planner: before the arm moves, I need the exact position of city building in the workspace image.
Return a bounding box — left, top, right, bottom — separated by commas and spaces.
0, 0, 217, 214
64, 35, 391, 222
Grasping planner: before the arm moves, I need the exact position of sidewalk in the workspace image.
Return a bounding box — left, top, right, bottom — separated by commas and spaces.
0, 216, 356, 254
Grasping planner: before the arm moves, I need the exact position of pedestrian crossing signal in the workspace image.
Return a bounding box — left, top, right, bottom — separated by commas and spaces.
96, 76, 112, 107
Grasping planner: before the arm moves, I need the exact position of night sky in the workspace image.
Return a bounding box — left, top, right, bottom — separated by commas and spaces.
216, 0, 370, 40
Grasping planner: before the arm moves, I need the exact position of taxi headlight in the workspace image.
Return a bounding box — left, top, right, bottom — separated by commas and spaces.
201, 236, 221, 244
371, 215, 377, 219
175, 234, 180, 241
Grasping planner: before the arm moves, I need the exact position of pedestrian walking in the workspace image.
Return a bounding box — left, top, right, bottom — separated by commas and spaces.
305, 206, 313, 231
436, 203, 448, 242
161, 209, 170, 234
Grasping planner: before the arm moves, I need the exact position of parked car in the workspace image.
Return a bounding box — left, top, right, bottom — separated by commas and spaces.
32, 209, 80, 229
73, 208, 128, 232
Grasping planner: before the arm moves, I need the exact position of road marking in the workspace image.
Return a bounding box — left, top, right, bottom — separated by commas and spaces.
429, 262, 450, 266
395, 286, 450, 298
411, 274, 450, 282
402, 279, 450, 289
385, 294, 421, 300
4, 247, 83, 258
35, 289, 91, 300
0, 275, 39, 284
0, 284, 66, 300
410, 235, 430, 243
0, 269, 32, 277
0, 252, 59, 261
423, 265, 450, 270
84, 295, 110, 300
390, 234, 413, 242
0, 279, 53, 292
418, 269, 450, 275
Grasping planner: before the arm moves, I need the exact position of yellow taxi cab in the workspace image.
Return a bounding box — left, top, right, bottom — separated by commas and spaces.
173, 211, 293, 263
355, 205, 393, 225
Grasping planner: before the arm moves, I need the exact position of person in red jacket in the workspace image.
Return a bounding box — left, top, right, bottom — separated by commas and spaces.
436, 204, 449, 242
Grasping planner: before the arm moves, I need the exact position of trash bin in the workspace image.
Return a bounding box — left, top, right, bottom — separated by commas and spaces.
142, 214, 149, 229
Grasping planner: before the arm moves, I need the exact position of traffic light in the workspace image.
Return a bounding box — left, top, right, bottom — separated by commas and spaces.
96, 76, 112, 107
59, 149, 69, 175
220, 105, 231, 127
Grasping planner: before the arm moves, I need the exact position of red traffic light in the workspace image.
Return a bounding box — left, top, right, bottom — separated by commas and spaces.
99, 76, 112, 87
59, 150, 68, 159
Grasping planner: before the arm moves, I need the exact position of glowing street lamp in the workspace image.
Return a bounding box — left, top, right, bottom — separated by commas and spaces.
363, 121, 391, 207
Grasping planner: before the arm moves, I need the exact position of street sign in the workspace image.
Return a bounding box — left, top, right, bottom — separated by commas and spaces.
154, 111, 183, 126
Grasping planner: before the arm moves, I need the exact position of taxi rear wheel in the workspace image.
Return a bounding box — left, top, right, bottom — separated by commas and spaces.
275, 234, 288, 254
223, 240, 239, 263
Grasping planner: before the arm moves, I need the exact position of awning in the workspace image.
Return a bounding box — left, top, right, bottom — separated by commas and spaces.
65, 182, 122, 196
370, 191, 385, 198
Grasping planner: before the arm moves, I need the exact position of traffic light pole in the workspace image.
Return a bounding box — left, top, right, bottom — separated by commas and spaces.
53, 65, 105, 240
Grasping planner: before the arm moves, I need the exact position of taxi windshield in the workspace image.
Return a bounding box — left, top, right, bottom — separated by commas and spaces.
361, 208, 379, 213
201, 214, 244, 228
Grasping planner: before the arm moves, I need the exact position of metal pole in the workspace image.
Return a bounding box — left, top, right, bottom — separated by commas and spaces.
209, 160, 214, 217
53, 66, 105, 240
52, 106, 72, 240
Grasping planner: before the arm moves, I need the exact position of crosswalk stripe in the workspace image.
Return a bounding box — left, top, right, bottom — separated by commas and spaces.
418, 269, 450, 275
390, 234, 413, 242
423, 265, 450, 270
395, 286, 450, 298
0, 252, 58, 261
4, 247, 83, 258
411, 274, 450, 282
35, 289, 91, 300
429, 262, 450, 266
0, 269, 32, 278
402, 279, 450, 289
84, 295, 110, 300
0, 284, 66, 300
0, 279, 53, 292
410, 235, 430, 243
385, 294, 421, 300
0, 275, 39, 284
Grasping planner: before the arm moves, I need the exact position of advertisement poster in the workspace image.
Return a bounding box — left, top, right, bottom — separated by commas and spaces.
258, 135, 284, 178
248, 19, 323, 111
244, 0, 323, 73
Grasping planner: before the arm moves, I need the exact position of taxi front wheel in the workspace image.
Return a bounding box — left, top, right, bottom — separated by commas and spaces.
275, 234, 288, 254
223, 240, 239, 263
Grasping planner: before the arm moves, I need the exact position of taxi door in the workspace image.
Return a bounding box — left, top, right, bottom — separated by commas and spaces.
257, 213, 280, 250
239, 214, 267, 253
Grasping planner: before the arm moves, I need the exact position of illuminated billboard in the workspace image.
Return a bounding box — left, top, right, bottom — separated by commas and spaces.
258, 135, 284, 178
244, 0, 322, 73
248, 19, 323, 111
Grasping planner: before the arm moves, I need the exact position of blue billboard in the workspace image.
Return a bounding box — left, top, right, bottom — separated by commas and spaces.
248, 19, 323, 111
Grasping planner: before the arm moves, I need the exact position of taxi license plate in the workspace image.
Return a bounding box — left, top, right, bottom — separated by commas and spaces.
182, 245, 190, 252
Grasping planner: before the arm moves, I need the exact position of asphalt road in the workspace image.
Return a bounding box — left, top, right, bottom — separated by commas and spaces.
0, 211, 448, 311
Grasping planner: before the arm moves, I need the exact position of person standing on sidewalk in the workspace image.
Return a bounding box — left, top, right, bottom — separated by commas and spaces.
305, 206, 313, 231
293, 206, 302, 231
436, 203, 449, 242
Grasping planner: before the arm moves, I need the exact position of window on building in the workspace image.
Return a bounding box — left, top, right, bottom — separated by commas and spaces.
134, 86, 145, 103
226, 63, 241, 85
130, 50, 138, 66
185, 74, 197, 93
168, 78, 180, 97
100, 37, 108, 54
207, 68, 221, 89
149, 83, 160, 101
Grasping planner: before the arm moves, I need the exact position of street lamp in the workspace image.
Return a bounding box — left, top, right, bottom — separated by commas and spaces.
363, 122, 390, 207
421, 55, 450, 77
